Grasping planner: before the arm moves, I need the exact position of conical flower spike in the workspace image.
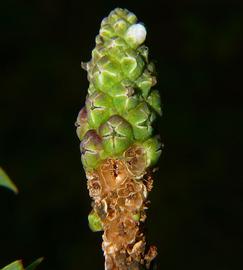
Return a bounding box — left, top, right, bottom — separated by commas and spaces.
76, 7, 163, 270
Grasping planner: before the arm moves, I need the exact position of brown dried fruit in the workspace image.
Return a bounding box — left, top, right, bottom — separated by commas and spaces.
86, 145, 156, 269
124, 145, 147, 178
87, 172, 102, 200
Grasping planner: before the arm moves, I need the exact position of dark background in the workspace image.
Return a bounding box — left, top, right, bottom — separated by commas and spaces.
0, 1, 242, 270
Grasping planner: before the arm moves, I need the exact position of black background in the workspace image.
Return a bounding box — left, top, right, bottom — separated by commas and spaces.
0, 1, 242, 270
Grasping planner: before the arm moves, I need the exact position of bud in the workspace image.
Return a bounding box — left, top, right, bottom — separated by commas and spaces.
125, 103, 153, 141
99, 24, 115, 40
75, 107, 89, 141
135, 69, 156, 98
121, 49, 145, 81
111, 83, 139, 114
142, 136, 162, 167
132, 212, 140, 222
113, 19, 129, 35
86, 91, 114, 128
88, 210, 103, 232
92, 56, 121, 92
99, 115, 133, 155
125, 23, 147, 48
147, 90, 162, 116
80, 130, 103, 169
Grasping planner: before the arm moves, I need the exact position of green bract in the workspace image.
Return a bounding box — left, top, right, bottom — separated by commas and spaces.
0, 167, 18, 194
75, 107, 90, 141
77, 8, 162, 170
99, 115, 133, 155
142, 136, 162, 167
132, 212, 141, 222
88, 210, 103, 232
80, 130, 103, 169
86, 91, 114, 128
125, 102, 153, 141
0, 258, 43, 270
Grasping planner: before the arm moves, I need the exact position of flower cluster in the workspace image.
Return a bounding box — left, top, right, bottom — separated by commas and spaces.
76, 7, 162, 270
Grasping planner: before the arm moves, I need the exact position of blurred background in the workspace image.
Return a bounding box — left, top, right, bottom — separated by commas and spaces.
0, 1, 242, 270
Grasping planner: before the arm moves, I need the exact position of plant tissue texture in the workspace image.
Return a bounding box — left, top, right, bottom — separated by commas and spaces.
76, 8, 162, 270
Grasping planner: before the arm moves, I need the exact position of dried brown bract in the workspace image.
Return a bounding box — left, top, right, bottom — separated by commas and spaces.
86, 144, 157, 269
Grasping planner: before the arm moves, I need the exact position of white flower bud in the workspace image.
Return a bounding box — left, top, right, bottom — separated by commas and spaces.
125, 23, 147, 47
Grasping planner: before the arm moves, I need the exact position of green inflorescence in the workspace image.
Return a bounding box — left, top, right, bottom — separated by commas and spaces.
76, 8, 162, 171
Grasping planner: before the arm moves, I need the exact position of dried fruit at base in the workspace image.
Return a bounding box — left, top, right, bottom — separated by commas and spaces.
143, 172, 154, 192
87, 171, 102, 201
117, 181, 143, 198
99, 159, 128, 193
95, 199, 108, 220
106, 208, 117, 222
103, 217, 139, 249
144, 246, 158, 269
128, 240, 146, 261
117, 182, 136, 198
125, 192, 144, 211
124, 145, 147, 178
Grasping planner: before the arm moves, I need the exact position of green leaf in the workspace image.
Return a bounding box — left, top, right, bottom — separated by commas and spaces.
0, 167, 18, 194
1, 260, 24, 270
26, 257, 44, 270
